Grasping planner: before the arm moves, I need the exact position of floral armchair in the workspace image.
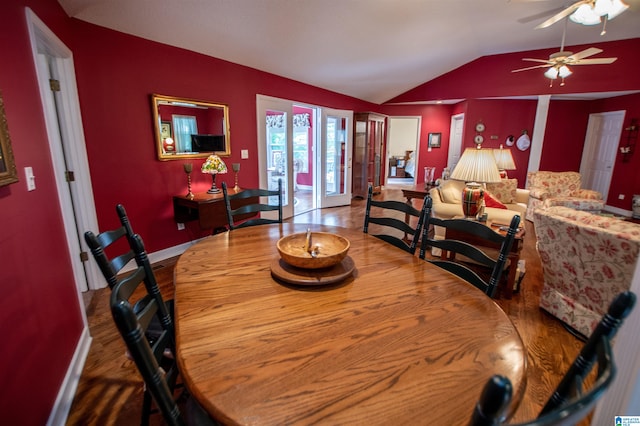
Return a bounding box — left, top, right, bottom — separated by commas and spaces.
533, 206, 640, 336
525, 171, 604, 221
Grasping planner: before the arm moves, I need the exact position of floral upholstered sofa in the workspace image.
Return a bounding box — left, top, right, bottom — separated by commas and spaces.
533, 206, 640, 336
525, 171, 604, 221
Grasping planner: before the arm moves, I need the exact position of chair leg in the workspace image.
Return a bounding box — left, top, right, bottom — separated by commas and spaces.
141, 389, 152, 426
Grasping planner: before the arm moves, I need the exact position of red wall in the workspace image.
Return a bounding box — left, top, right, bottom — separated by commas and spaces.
591, 93, 640, 208
69, 20, 375, 247
379, 104, 454, 182
380, 99, 537, 186
388, 38, 640, 104
540, 100, 593, 172
0, 1, 84, 424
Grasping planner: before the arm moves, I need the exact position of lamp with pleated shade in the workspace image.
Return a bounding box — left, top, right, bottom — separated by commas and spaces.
493, 145, 517, 178
450, 147, 502, 218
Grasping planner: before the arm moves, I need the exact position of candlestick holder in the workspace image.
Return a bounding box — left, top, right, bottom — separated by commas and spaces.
183, 163, 194, 200
232, 163, 241, 191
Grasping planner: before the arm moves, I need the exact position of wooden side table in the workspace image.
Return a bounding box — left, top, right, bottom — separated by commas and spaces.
172, 189, 256, 232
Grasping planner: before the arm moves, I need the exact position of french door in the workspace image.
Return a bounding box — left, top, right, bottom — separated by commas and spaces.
257, 95, 352, 220
319, 108, 352, 208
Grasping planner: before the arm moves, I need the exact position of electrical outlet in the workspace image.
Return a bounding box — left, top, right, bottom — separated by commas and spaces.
241, 149, 249, 159
177, 222, 185, 230
619, 194, 625, 200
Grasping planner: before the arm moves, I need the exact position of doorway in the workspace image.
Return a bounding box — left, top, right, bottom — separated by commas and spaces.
27, 9, 100, 296
448, 113, 465, 170
579, 110, 625, 202
257, 95, 352, 219
386, 117, 420, 186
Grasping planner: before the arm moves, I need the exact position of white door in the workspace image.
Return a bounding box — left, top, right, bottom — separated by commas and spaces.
27, 10, 100, 296
319, 108, 353, 208
448, 113, 464, 170
258, 95, 353, 216
579, 111, 625, 202
257, 96, 294, 219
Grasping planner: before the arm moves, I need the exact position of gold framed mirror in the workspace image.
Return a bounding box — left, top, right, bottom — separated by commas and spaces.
151, 94, 231, 160
0, 92, 19, 187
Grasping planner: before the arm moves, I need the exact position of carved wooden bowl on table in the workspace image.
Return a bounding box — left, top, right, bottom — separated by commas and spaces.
272, 231, 354, 286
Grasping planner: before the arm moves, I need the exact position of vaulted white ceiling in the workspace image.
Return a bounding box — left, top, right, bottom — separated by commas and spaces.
57, 0, 640, 104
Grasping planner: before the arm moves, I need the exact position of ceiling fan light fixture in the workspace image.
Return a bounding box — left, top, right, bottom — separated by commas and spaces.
558, 65, 573, 78
606, 0, 629, 19
570, 4, 602, 25
544, 67, 559, 79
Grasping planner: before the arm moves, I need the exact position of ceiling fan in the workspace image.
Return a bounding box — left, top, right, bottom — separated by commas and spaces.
512, 13, 618, 86
532, 0, 629, 34
511, 46, 617, 86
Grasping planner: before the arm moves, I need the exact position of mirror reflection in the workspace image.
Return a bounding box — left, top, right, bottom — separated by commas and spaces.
152, 94, 231, 160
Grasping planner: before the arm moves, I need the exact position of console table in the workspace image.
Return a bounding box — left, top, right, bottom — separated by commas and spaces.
172, 189, 256, 231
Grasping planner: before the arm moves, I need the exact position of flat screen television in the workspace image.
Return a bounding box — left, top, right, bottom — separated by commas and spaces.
191, 134, 226, 152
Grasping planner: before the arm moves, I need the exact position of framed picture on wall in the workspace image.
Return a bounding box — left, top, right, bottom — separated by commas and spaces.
0, 92, 19, 187
160, 121, 172, 139
428, 133, 441, 148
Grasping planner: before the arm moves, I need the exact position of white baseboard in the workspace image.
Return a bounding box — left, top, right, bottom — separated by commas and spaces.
47, 326, 92, 426
604, 204, 633, 217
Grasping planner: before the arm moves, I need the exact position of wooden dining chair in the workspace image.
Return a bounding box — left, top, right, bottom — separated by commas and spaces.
221, 179, 283, 230
363, 184, 428, 254
84, 204, 178, 424
420, 196, 520, 298
110, 234, 216, 426
469, 291, 636, 426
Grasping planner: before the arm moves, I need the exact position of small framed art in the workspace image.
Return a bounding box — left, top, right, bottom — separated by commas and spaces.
428, 132, 441, 148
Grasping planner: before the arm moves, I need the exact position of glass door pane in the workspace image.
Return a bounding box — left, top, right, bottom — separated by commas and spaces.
266, 111, 289, 209
320, 109, 352, 208
292, 106, 315, 216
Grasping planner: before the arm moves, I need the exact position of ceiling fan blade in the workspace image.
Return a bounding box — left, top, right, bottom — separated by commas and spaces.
518, 6, 566, 24
568, 47, 604, 61
534, 0, 587, 29
512, 64, 550, 73
522, 58, 552, 64
573, 57, 618, 65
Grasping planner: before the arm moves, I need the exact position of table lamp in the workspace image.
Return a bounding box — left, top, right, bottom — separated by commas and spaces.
493, 145, 517, 178
450, 147, 502, 218
201, 154, 228, 194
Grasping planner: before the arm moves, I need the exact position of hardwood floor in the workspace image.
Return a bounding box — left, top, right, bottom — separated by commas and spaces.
66, 187, 587, 425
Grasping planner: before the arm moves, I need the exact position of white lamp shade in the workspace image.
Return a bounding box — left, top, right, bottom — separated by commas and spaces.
450, 148, 502, 183
493, 147, 517, 170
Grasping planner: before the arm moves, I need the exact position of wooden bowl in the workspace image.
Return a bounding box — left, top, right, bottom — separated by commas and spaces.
277, 232, 350, 269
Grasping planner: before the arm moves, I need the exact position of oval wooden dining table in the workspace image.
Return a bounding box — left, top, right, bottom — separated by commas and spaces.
174, 223, 526, 425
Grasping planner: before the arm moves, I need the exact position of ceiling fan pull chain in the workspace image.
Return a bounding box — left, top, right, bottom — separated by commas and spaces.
601, 15, 608, 35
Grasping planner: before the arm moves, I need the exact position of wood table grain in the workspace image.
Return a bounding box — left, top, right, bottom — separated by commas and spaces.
174, 223, 526, 425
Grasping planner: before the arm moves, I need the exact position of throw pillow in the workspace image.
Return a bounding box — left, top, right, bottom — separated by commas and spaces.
484, 191, 507, 209
486, 179, 517, 204
438, 180, 464, 204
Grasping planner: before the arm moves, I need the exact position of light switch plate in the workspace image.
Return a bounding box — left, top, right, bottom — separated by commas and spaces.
25, 167, 36, 191
241, 149, 249, 159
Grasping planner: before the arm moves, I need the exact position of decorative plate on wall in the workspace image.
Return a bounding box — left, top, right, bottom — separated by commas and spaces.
516, 133, 530, 151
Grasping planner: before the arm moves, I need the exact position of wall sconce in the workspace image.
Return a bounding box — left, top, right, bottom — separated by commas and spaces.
619, 118, 638, 162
